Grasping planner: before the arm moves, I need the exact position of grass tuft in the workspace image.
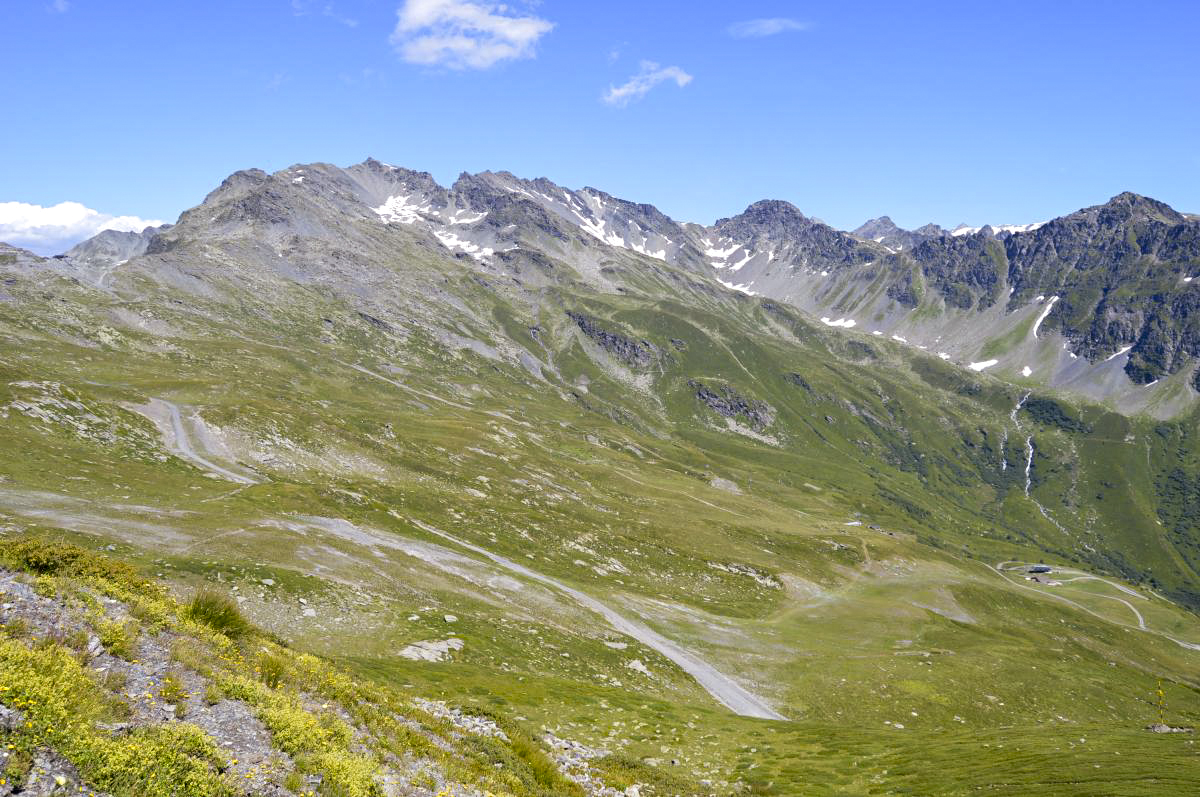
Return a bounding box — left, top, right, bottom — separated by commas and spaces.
184, 590, 249, 638
258, 650, 288, 689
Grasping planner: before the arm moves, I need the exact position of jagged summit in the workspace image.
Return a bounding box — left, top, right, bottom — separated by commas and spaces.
852, 216, 944, 251
854, 215, 899, 235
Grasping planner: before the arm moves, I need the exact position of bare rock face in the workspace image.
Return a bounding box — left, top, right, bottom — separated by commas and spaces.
687, 379, 776, 430
894, 192, 1200, 384
567, 311, 662, 369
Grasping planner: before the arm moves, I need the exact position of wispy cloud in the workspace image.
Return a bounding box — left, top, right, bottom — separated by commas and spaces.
0, 201, 164, 256
292, 1, 358, 28
603, 61, 693, 107
391, 0, 554, 70
728, 18, 810, 38
49, 0, 69, 13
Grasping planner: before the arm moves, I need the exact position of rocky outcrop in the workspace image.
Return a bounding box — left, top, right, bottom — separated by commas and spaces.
910, 234, 1007, 310
687, 379, 776, 430
567, 311, 661, 368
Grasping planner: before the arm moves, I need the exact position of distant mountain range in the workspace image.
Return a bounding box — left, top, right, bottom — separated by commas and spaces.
40, 159, 1194, 417
9, 161, 1197, 418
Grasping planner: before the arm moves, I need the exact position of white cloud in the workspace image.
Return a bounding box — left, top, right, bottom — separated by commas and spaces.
391, 0, 554, 70
292, 1, 358, 27
0, 201, 164, 256
728, 18, 810, 38
49, 0, 70, 13
603, 61, 693, 107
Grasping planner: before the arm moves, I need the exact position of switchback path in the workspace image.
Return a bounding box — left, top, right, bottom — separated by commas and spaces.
143, 399, 261, 485
409, 518, 787, 721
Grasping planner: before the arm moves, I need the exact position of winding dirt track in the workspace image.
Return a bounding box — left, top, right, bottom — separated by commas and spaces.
410, 519, 786, 720
995, 561, 1145, 629
152, 399, 260, 485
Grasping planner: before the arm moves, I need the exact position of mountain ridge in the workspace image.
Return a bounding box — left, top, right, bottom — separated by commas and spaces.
12, 160, 1200, 418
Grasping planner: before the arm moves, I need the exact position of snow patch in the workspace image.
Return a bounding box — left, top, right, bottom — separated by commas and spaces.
1031, 296, 1059, 339
1105, 345, 1133, 362
968, 359, 999, 371
374, 194, 432, 224
447, 209, 487, 225
433, 229, 494, 260
820, 317, 857, 328
705, 241, 741, 261
718, 278, 757, 296
728, 250, 755, 272
1021, 366, 1033, 377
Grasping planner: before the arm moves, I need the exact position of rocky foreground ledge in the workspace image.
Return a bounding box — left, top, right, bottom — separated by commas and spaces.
0, 537, 697, 797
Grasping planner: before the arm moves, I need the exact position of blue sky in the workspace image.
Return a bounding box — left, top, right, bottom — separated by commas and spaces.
3, 0, 1199, 253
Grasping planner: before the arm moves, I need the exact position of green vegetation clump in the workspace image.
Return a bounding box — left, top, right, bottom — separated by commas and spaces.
257, 650, 289, 689
220, 674, 381, 797
96, 617, 139, 660
455, 706, 583, 797
593, 754, 699, 795
2, 537, 143, 584
0, 638, 232, 797
1023, 395, 1089, 432
161, 670, 187, 702
185, 590, 250, 638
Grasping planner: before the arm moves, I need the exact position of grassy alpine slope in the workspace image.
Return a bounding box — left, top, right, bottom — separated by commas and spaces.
1, 162, 1199, 794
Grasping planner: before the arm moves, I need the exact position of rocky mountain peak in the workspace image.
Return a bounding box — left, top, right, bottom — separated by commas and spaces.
63, 224, 169, 267
728, 199, 809, 226
202, 168, 270, 204
913, 223, 947, 237
1097, 191, 1187, 226
852, 216, 944, 251
853, 216, 901, 237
